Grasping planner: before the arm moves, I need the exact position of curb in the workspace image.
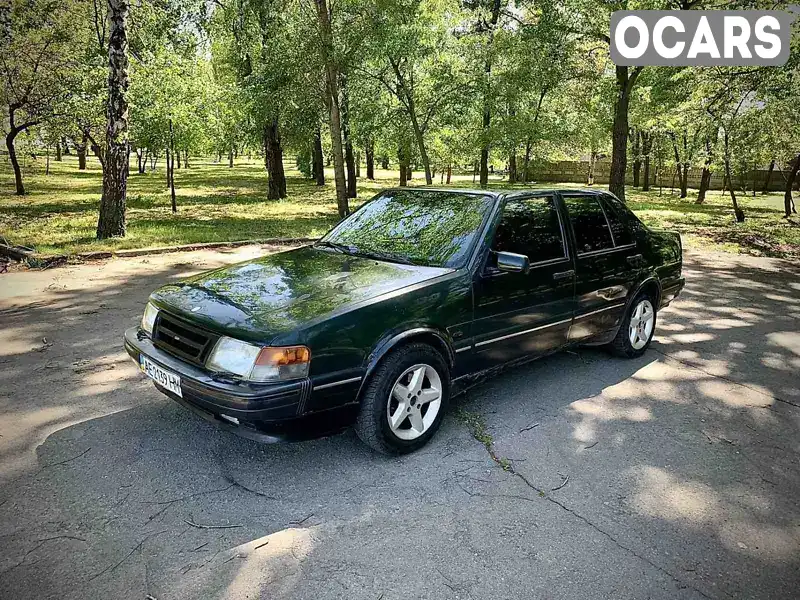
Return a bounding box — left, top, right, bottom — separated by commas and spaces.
16, 237, 318, 270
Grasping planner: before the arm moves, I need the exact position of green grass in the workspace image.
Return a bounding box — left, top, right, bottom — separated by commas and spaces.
1, 153, 798, 258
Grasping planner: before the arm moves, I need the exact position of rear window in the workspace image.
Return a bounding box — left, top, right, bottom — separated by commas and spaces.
563, 195, 614, 254
600, 193, 642, 243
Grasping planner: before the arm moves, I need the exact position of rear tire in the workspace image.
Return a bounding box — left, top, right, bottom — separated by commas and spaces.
609, 293, 657, 358
355, 343, 450, 454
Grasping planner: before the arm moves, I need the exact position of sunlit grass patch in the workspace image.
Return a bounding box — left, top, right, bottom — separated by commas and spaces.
1, 154, 797, 258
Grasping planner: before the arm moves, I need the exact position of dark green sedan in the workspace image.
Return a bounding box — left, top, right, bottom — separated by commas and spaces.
125, 188, 684, 453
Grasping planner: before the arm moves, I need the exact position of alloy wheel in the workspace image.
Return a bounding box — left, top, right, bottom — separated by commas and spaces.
628, 298, 655, 350
386, 363, 442, 441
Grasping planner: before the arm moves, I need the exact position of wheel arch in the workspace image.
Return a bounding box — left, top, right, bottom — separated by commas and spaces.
633, 276, 662, 307
356, 327, 455, 400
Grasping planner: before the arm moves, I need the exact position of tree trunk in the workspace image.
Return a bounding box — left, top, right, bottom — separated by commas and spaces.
477, 0, 502, 189
176, 150, 181, 169
785, 153, 800, 218
632, 129, 641, 188
380, 155, 389, 169
642, 131, 651, 192
264, 117, 287, 200
398, 145, 408, 187
168, 120, 177, 212
697, 167, 711, 204
670, 134, 683, 196
609, 66, 640, 201
77, 133, 87, 170
446, 163, 452, 184
96, 0, 130, 239
228, 148, 233, 168
522, 139, 532, 183
340, 74, 357, 198
355, 152, 361, 178
89, 134, 105, 168
55, 141, 62, 162
312, 127, 325, 186
5, 127, 26, 195
61, 137, 71, 154
763, 159, 775, 194
680, 162, 689, 198
479, 121, 489, 188
184, 150, 189, 168
723, 131, 744, 222
587, 150, 597, 186
365, 139, 375, 180
726, 164, 744, 222
314, 0, 348, 217
508, 153, 517, 183
344, 137, 356, 197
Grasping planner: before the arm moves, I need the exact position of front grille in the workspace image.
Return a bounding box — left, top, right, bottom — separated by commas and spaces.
153, 312, 219, 365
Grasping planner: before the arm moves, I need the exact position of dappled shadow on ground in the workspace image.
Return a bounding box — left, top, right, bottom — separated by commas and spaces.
0, 249, 798, 599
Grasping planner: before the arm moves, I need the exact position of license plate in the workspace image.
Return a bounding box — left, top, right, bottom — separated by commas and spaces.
140, 355, 182, 398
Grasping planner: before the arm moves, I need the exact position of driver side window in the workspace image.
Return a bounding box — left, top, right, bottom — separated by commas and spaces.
488, 196, 566, 269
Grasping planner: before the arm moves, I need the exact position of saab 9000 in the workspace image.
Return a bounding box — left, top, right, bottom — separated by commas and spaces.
125, 188, 684, 453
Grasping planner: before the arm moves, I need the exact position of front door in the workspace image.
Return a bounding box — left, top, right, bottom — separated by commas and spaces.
561, 193, 640, 341
469, 194, 575, 369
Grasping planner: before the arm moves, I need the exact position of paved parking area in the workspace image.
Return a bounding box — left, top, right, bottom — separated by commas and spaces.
1, 246, 798, 599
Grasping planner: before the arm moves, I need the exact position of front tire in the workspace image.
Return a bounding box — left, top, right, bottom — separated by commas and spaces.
609, 294, 657, 358
355, 343, 450, 454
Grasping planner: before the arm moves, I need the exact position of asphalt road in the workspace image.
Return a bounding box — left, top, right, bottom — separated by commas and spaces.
1, 246, 798, 600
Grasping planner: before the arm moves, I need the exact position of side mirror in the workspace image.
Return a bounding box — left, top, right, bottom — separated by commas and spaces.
495, 251, 530, 274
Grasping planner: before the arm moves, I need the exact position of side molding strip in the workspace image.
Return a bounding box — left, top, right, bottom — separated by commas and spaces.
573, 302, 626, 320
313, 376, 363, 391
475, 317, 572, 348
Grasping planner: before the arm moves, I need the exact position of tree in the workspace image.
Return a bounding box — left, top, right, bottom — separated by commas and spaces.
97, 0, 131, 238
360, 0, 470, 186
0, 0, 80, 194
312, 0, 349, 216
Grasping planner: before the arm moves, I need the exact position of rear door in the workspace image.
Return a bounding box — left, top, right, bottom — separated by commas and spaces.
561, 192, 641, 342
469, 193, 575, 369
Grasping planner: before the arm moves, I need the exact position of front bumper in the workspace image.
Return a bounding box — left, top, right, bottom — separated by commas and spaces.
124, 327, 314, 442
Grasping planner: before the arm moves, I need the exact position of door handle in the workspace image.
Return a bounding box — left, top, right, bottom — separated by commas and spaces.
553, 270, 574, 281
627, 254, 645, 266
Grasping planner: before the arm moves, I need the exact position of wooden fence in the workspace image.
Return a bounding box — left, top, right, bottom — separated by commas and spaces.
525, 160, 791, 192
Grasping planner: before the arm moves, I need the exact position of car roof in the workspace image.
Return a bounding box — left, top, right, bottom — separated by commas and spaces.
382, 187, 505, 198
381, 187, 606, 200
501, 188, 606, 199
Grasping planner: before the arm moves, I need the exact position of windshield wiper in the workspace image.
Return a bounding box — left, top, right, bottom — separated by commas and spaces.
354, 249, 418, 266
315, 240, 356, 255
316, 241, 419, 266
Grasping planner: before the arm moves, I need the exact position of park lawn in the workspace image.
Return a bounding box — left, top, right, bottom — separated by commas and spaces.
1, 154, 798, 258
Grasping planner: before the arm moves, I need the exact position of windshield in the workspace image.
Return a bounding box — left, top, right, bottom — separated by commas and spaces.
318, 190, 495, 268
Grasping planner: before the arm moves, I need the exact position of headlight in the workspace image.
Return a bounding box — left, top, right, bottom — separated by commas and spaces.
206, 337, 310, 382
141, 302, 159, 335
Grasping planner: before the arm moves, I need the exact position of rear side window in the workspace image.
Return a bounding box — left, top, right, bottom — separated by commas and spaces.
490, 196, 566, 265
563, 195, 614, 254
599, 194, 636, 245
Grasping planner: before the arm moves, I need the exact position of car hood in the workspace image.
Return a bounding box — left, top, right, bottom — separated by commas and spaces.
150, 246, 451, 342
